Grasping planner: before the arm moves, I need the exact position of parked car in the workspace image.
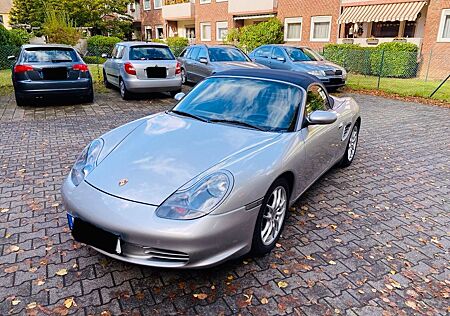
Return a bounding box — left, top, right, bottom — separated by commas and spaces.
62, 69, 361, 268
249, 45, 347, 90
177, 44, 267, 84
102, 42, 182, 100
9, 44, 93, 106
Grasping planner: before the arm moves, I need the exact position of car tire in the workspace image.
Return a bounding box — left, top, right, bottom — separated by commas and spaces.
15, 93, 26, 107
103, 71, 112, 89
251, 178, 290, 256
340, 124, 359, 168
170, 89, 182, 98
181, 68, 188, 84
84, 87, 94, 103
119, 79, 131, 100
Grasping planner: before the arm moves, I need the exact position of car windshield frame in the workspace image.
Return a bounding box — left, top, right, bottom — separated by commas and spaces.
129, 45, 175, 61
22, 47, 79, 63
284, 47, 324, 62
208, 47, 250, 62
171, 76, 305, 133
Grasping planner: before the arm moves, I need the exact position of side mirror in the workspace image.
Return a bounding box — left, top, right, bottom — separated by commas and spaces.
276, 57, 286, 62
198, 57, 208, 64
307, 110, 337, 125
101, 53, 110, 59
7, 55, 16, 61
174, 92, 186, 101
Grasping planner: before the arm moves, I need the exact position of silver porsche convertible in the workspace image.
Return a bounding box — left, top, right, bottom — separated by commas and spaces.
62, 69, 360, 268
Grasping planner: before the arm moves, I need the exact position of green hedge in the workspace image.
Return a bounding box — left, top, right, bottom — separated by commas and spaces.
0, 45, 20, 70
82, 56, 106, 64
86, 35, 121, 55
323, 42, 418, 78
166, 37, 189, 57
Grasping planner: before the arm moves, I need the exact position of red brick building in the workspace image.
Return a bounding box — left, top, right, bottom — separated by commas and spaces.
135, 0, 450, 78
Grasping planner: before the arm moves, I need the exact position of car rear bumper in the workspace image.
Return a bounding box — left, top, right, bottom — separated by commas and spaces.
14, 78, 92, 97
61, 178, 258, 268
123, 76, 182, 93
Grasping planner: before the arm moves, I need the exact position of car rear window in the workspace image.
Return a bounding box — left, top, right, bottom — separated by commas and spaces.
208, 47, 249, 62
129, 46, 175, 60
23, 48, 78, 63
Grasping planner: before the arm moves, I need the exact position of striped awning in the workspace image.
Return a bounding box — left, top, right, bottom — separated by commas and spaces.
338, 1, 427, 24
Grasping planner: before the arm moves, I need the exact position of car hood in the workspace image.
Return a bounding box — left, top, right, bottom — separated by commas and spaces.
86, 113, 280, 205
293, 60, 343, 71
213, 61, 267, 71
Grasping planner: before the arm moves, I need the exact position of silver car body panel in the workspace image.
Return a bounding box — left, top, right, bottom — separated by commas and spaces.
62, 75, 360, 268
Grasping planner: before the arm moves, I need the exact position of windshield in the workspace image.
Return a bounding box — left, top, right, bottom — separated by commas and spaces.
284, 47, 323, 62
129, 46, 175, 60
208, 47, 249, 62
173, 77, 303, 132
23, 48, 78, 63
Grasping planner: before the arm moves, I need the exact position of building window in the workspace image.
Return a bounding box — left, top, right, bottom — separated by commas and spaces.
437, 9, 450, 42
156, 25, 164, 39
145, 26, 153, 40
216, 21, 228, 41
199, 0, 211, 4
310, 16, 332, 42
404, 21, 416, 38
143, 0, 151, 10
200, 22, 211, 41
154, 0, 162, 9
0, 15, 4, 25
284, 17, 302, 41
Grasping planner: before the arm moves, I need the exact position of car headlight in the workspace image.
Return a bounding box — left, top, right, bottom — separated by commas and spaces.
307, 70, 325, 77
156, 171, 233, 220
342, 68, 347, 79
70, 139, 104, 186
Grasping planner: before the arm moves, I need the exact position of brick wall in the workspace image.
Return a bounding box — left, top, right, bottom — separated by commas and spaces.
420, 0, 450, 79
194, 1, 231, 44
141, 4, 164, 40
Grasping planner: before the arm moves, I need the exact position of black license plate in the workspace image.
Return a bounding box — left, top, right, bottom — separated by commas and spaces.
72, 218, 119, 254
42, 67, 68, 80
146, 67, 167, 78
329, 78, 344, 84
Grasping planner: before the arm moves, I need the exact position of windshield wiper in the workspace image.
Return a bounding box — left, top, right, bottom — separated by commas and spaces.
209, 118, 266, 131
170, 110, 209, 123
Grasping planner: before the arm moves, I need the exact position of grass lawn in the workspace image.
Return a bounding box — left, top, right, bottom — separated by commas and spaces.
347, 74, 450, 103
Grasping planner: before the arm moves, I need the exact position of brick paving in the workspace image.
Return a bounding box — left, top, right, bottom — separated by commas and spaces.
0, 90, 449, 316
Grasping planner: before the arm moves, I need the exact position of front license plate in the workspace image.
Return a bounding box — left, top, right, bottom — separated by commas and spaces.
72, 218, 119, 254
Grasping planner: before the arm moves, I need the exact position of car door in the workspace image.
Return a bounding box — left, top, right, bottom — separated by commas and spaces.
193, 46, 212, 81
300, 84, 342, 183
270, 47, 291, 70
185, 46, 200, 82
106, 45, 125, 86
252, 46, 273, 67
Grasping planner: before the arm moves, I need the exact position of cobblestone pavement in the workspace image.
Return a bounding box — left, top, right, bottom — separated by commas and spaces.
0, 90, 449, 316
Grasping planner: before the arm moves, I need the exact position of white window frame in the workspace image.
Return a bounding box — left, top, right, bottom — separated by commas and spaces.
216, 21, 228, 41
216, 0, 228, 2
155, 25, 164, 39
437, 8, 450, 42
310, 16, 332, 42
200, 0, 211, 4
200, 22, 212, 41
143, 0, 151, 11
153, 0, 162, 9
284, 17, 303, 41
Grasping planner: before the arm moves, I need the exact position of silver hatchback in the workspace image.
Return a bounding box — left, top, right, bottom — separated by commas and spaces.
102, 42, 182, 100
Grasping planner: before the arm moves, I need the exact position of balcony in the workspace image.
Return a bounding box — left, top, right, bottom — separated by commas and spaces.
228, 0, 277, 15
162, 0, 195, 21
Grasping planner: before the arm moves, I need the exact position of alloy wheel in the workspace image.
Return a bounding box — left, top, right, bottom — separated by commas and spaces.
260, 186, 287, 246
347, 126, 359, 161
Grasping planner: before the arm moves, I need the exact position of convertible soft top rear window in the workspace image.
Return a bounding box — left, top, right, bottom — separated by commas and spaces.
174, 77, 303, 132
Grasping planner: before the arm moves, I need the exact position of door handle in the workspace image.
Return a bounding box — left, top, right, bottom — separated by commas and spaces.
338, 122, 344, 129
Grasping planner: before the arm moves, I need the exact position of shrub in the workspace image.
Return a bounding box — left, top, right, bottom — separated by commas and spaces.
43, 4, 80, 46
87, 35, 121, 55
226, 18, 283, 52
8, 29, 31, 46
323, 42, 418, 78
82, 56, 106, 64
166, 36, 189, 56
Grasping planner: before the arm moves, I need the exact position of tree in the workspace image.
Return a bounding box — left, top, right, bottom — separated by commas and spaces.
42, 4, 80, 45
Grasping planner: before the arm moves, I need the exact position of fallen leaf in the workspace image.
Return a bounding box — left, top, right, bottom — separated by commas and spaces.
243, 294, 252, 304
36, 279, 45, 286
277, 281, 288, 288
328, 260, 337, 265
405, 300, 417, 310
29, 267, 38, 272
261, 297, 269, 305
9, 245, 20, 253
27, 302, 37, 309
390, 270, 396, 275
305, 255, 315, 261
51, 203, 60, 208
11, 299, 21, 306
0, 208, 9, 213
390, 279, 401, 289
64, 297, 76, 308
136, 291, 145, 300
118, 179, 128, 186
227, 275, 234, 281
275, 243, 282, 248
4, 265, 18, 273
56, 268, 68, 276
334, 238, 342, 243
193, 293, 208, 300
100, 311, 112, 316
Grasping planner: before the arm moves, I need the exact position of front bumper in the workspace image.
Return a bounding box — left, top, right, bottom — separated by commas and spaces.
14, 78, 92, 97
123, 76, 182, 93
61, 178, 259, 268
319, 76, 346, 88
